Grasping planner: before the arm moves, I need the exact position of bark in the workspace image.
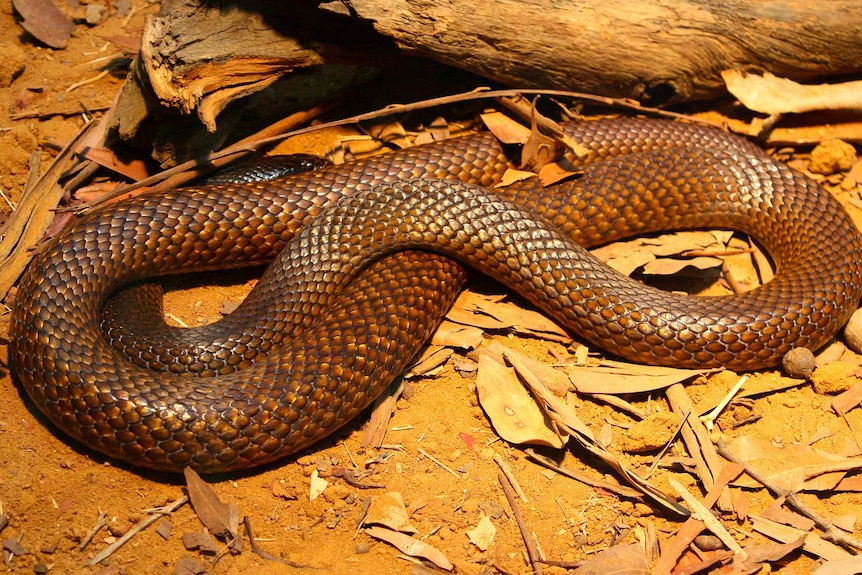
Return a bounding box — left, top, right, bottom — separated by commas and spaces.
108, 0, 862, 160
335, 0, 862, 104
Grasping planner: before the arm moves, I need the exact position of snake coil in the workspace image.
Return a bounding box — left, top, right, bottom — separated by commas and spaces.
10, 118, 862, 472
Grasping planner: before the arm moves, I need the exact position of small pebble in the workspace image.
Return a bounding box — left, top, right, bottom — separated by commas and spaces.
693, 534, 724, 551
782, 347, 816, 379
844, 308, 862, 354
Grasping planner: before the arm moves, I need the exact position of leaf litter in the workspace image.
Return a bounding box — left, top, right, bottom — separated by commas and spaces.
5, 33, 858, 573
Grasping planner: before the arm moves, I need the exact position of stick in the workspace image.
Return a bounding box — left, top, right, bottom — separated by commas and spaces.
85, 496, 188, 566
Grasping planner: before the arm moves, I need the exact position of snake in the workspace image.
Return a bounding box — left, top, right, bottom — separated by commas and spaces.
9, 117, 862, 473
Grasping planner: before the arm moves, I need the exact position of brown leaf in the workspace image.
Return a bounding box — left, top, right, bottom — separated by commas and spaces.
761, 502, 815, 532
183, 467, 239, 538
811, 555, 862, 575
475, 353, 567, 448
446, 291, 570, 343
573, 543, 649, 574
364, 526, 453, 570
537, 161, 577, 187
156, 519, 172, 540
12, 0, 75, 49
364, 492, 417, 534
832, 381, 862, 415
430, 320, 484, 349
404, 346, 453, 378
750, 516, 850, 561
520, 109, 557, 172
182, 531, 219, 554
723, 70, 862, 115
2, 538, 29, 556
569, 361, 708, 395
642, 255, 723, 277
592, 230, 728, 277
483, 341, 571, 396
270, 481, 298, 501
99, 34, 142, 53
174, 557, 207, 575
494, 167, 536, 187
480, 111, 531, 144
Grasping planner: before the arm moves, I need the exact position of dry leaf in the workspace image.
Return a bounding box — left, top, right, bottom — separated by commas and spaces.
174, 557, 207, 575
446, 291, 570, 343
362, 379, 403, 449
480, 111, 531, 144
572, 543, 649, 575
724, 436, 862, 492
364, 492, 417, 534
761, 501, 815, 532
811, 555, 862, 575
736, 537, 806, 573
723, 69, 862, 115
592, 230, 729, 277
270, 481, 298, 501
642, 255, 723, 277
668, 477, 745, 558
483, 341, 571, 396
364, 526, 453, 570
11, 0, 75, 49
182, 531, 218, 554
569, 361, 707, 395
520, 104, 558, 171
465, 515, 496, 551
428, 117, 450, 142
405, 346, 453, 378
78, 146, 152, 182
503, 351, 689, 517
475, 353, 567, 448
309, 469, 328, 501
430, 320, 484, 349
833, 514, 857, 533
537, 161, 577, 187
750, 516, 850, 562
183, 467, 239, 539
494, 167, 536, 187
832, 381, 862, 415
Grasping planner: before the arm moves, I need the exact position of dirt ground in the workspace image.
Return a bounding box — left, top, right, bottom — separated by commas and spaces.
2, 1, 862, 574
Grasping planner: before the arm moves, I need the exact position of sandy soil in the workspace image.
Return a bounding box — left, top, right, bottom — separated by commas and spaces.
2, 2, 862, 574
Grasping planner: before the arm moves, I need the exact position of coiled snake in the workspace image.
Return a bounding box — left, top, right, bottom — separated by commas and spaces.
9, 117, 862, 472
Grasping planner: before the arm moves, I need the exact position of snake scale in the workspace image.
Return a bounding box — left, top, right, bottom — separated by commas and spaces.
9, 117, 862, 472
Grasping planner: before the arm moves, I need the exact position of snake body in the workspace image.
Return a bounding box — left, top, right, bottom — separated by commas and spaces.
9, 118, 862, 472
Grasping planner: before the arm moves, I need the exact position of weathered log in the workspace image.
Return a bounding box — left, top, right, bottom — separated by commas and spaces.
335, 0, 862, 104
108, 0, 862, 160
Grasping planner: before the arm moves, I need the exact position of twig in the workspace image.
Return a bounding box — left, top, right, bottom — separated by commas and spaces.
492, 453, 528, 503
66, 70, 110, 93
416, 447, 461, 479
86, 495, 189, 566
701, 375, 748, 431
85, 86, 721, 210
716, 440, 862, 553
79, 510, 107, 551
524, 449, 643, 500
498, 470, 542, 575
667, 477, 746, 559
243, 516, 307, 567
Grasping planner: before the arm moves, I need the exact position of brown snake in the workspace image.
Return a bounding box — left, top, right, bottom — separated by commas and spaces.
9, 117, 862, 472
